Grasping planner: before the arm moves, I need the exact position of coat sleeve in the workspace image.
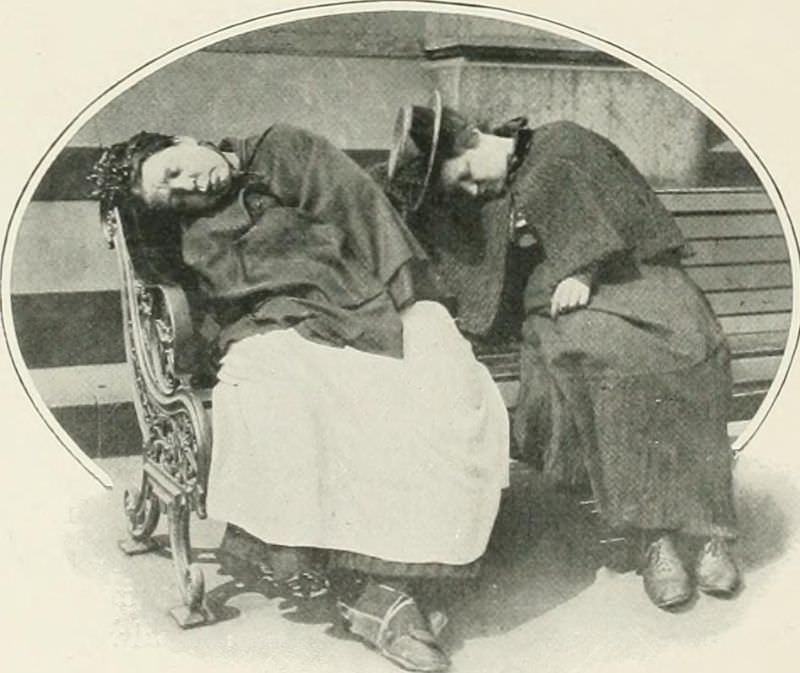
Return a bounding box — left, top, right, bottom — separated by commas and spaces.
181, 205, 330, 301
256, 125, 428, 286
518, 156, 632, 291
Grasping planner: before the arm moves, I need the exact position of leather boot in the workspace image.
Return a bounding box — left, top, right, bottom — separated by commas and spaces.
642, 534, 692, 609
696, 537, 741, 596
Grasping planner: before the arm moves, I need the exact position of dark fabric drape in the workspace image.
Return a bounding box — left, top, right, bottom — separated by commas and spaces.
181, 124, 431, 358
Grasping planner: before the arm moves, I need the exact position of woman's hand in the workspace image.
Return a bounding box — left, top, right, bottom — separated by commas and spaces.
550, 276, 591, 318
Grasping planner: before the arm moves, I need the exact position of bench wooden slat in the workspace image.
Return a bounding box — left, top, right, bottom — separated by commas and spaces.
730, 354, 783, 385
730, 386, 770, 421
726, 330, 788, 357
728, 420, 751, 442
685, 263, 792, 291
676, 212, 782, 239
658, 189, 773, 213
495, 380, 520, 408
706, 288, 792, 316
684, 238, 788, 266
719, 312, 791, 334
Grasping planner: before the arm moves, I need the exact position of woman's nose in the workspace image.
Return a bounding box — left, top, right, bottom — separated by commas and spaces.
461, 182, 479, 197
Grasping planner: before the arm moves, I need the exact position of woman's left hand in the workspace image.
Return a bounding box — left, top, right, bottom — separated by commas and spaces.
550, 276, 591, 318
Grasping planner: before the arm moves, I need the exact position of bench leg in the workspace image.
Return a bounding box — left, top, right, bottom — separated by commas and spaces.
167, 500, 212, 628
118, 478, 160, 555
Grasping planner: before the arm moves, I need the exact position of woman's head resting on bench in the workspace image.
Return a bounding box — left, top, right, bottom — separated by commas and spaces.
89, 131, 240, 213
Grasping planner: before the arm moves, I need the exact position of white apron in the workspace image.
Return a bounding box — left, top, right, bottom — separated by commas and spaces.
207, 301, 509, 565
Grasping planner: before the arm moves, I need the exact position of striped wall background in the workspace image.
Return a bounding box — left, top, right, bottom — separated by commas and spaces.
12, 151, 137, 457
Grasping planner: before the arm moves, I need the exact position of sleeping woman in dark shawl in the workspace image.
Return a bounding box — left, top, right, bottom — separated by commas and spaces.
380, 92, 740, 611
90, 123, 511, 673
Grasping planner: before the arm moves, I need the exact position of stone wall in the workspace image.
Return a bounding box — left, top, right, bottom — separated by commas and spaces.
429, 59, 707, 187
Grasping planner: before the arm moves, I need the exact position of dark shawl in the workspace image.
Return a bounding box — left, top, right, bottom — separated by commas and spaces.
398, 120, 688, 337
181, 124, 429, 358
509, 121, 688, 311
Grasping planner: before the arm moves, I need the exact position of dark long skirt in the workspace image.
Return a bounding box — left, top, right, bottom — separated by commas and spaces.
513, 262, 738, 539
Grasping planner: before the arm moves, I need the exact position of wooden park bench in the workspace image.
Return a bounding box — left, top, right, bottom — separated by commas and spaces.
102, 185, 790, 627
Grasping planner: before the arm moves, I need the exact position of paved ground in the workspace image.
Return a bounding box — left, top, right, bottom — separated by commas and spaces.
33, 449, 794, 673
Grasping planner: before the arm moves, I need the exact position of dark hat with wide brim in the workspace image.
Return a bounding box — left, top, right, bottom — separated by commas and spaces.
387, 91, 442, 211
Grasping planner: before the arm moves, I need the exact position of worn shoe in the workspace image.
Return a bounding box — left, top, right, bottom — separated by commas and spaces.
338, 580, 451, 672
696, 537, 741, 596
642, 535, 693, 609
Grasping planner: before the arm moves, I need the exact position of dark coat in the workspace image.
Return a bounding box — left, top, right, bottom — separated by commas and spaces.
181, 124, 429, 358
394, 121, 689, 338
395, 120, 737, 537
508, 122, 687, 310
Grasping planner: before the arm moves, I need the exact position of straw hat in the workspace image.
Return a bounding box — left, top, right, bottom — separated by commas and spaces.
387, 91, 443, 211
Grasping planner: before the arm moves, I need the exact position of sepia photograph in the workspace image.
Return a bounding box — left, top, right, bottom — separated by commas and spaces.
1, 2, 798, 672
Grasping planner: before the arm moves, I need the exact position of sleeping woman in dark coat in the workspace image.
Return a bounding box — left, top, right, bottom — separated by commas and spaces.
379, 92, 741, 610
90, 123, 511, 672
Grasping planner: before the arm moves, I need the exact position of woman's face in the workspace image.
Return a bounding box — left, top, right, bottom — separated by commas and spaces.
136, 137, 234, 212
439, 133, 510, 198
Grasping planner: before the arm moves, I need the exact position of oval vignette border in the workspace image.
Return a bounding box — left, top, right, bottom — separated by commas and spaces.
1, 0, 797, 489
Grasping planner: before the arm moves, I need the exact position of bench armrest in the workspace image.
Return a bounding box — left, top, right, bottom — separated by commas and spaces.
103, 207, 211, 514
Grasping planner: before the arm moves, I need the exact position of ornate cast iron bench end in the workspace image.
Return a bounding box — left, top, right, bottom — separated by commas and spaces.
104, 206, 213, 628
